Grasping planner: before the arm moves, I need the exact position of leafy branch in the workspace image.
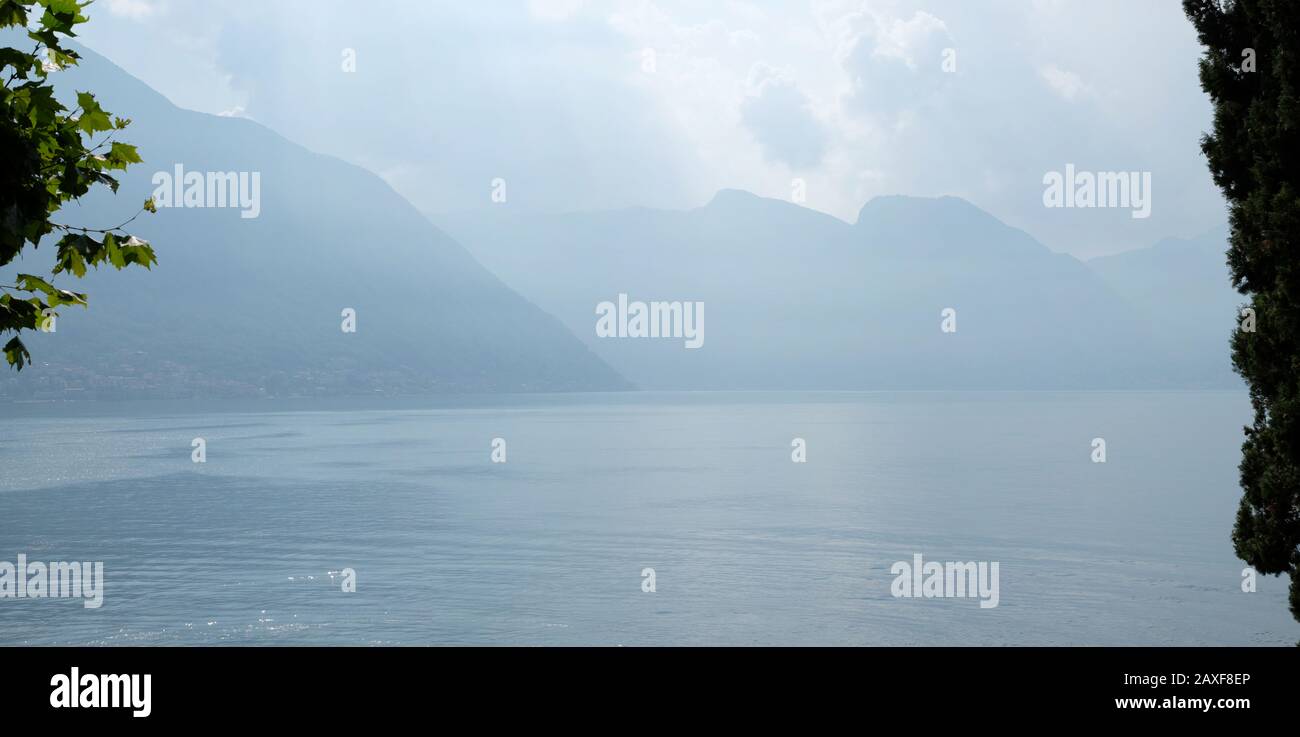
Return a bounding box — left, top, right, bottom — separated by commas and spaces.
1, 0, 159, 370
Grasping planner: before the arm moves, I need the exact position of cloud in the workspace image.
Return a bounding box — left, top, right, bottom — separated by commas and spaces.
740, 65, 828, 169
71, 0, 1228, 257
104, 0, 157, 20
1039, 64, 1091, 102
528, 0, 588, 22
835, 9, 954, 118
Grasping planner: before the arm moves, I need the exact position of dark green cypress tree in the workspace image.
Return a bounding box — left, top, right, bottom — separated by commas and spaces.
1185, 0, 1300, 623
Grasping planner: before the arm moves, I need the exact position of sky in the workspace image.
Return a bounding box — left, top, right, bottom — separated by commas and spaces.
75, 0, 1228, 258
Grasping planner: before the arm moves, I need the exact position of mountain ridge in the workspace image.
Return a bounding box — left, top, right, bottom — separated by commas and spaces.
439, 189, 1239, 390
1, 42, 630, 399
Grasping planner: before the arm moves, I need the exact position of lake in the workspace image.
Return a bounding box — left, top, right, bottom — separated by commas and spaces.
1, 391, 1295, 645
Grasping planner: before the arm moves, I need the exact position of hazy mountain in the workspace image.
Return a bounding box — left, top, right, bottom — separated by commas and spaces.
1087, 225, 1241, 388
441, 191, 1232, 390
1, 43, 1241, 399
0, 43, 628, 399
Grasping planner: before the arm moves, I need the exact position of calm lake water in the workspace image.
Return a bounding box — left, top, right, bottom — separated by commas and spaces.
1, 391, 1295, 645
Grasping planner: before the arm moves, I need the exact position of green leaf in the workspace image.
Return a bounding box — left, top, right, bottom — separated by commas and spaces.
0, 2, 30, 28
2, 1, 154, 370
118, 235, 156, 269
3, 336, 31, 371
75, 91, 112, 133
0, 47, 33, 78
104, 231, 124, 268
105, 141, 142, 168
27, 28, 59, 50
53, 232, 98, 277
8, 275, 83, 307
14, 272, 56, 297
44, 0, 83, 15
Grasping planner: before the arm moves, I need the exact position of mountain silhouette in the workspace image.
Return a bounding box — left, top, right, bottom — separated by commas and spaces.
2, 40, 1241, 398
441, 192, 1236, 390
1, 43, 628, 399
1087, 224, 1239, 388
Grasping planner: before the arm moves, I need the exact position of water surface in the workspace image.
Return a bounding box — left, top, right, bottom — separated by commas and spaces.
1, 391, 1294, 645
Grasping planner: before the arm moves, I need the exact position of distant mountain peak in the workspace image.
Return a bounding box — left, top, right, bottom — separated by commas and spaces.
700, 188, 790, 213
853, 194, 1051, 260
696, 188, 852, 234
0, 41, 632, 398
706, 188, 761, 205
855, 194, 989, 226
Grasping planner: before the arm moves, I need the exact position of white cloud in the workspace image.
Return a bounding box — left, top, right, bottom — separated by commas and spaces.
740, 65, 829, 169
866, 10, 950, 69
1039, 64, 1091, 102
71, 0, 1227, 257
528, 0, 587, 22
834, 8, 954, 117
105, 0, 157, 20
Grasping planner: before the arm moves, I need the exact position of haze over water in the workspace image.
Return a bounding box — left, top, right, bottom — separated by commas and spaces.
1, 391, 1293, 646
